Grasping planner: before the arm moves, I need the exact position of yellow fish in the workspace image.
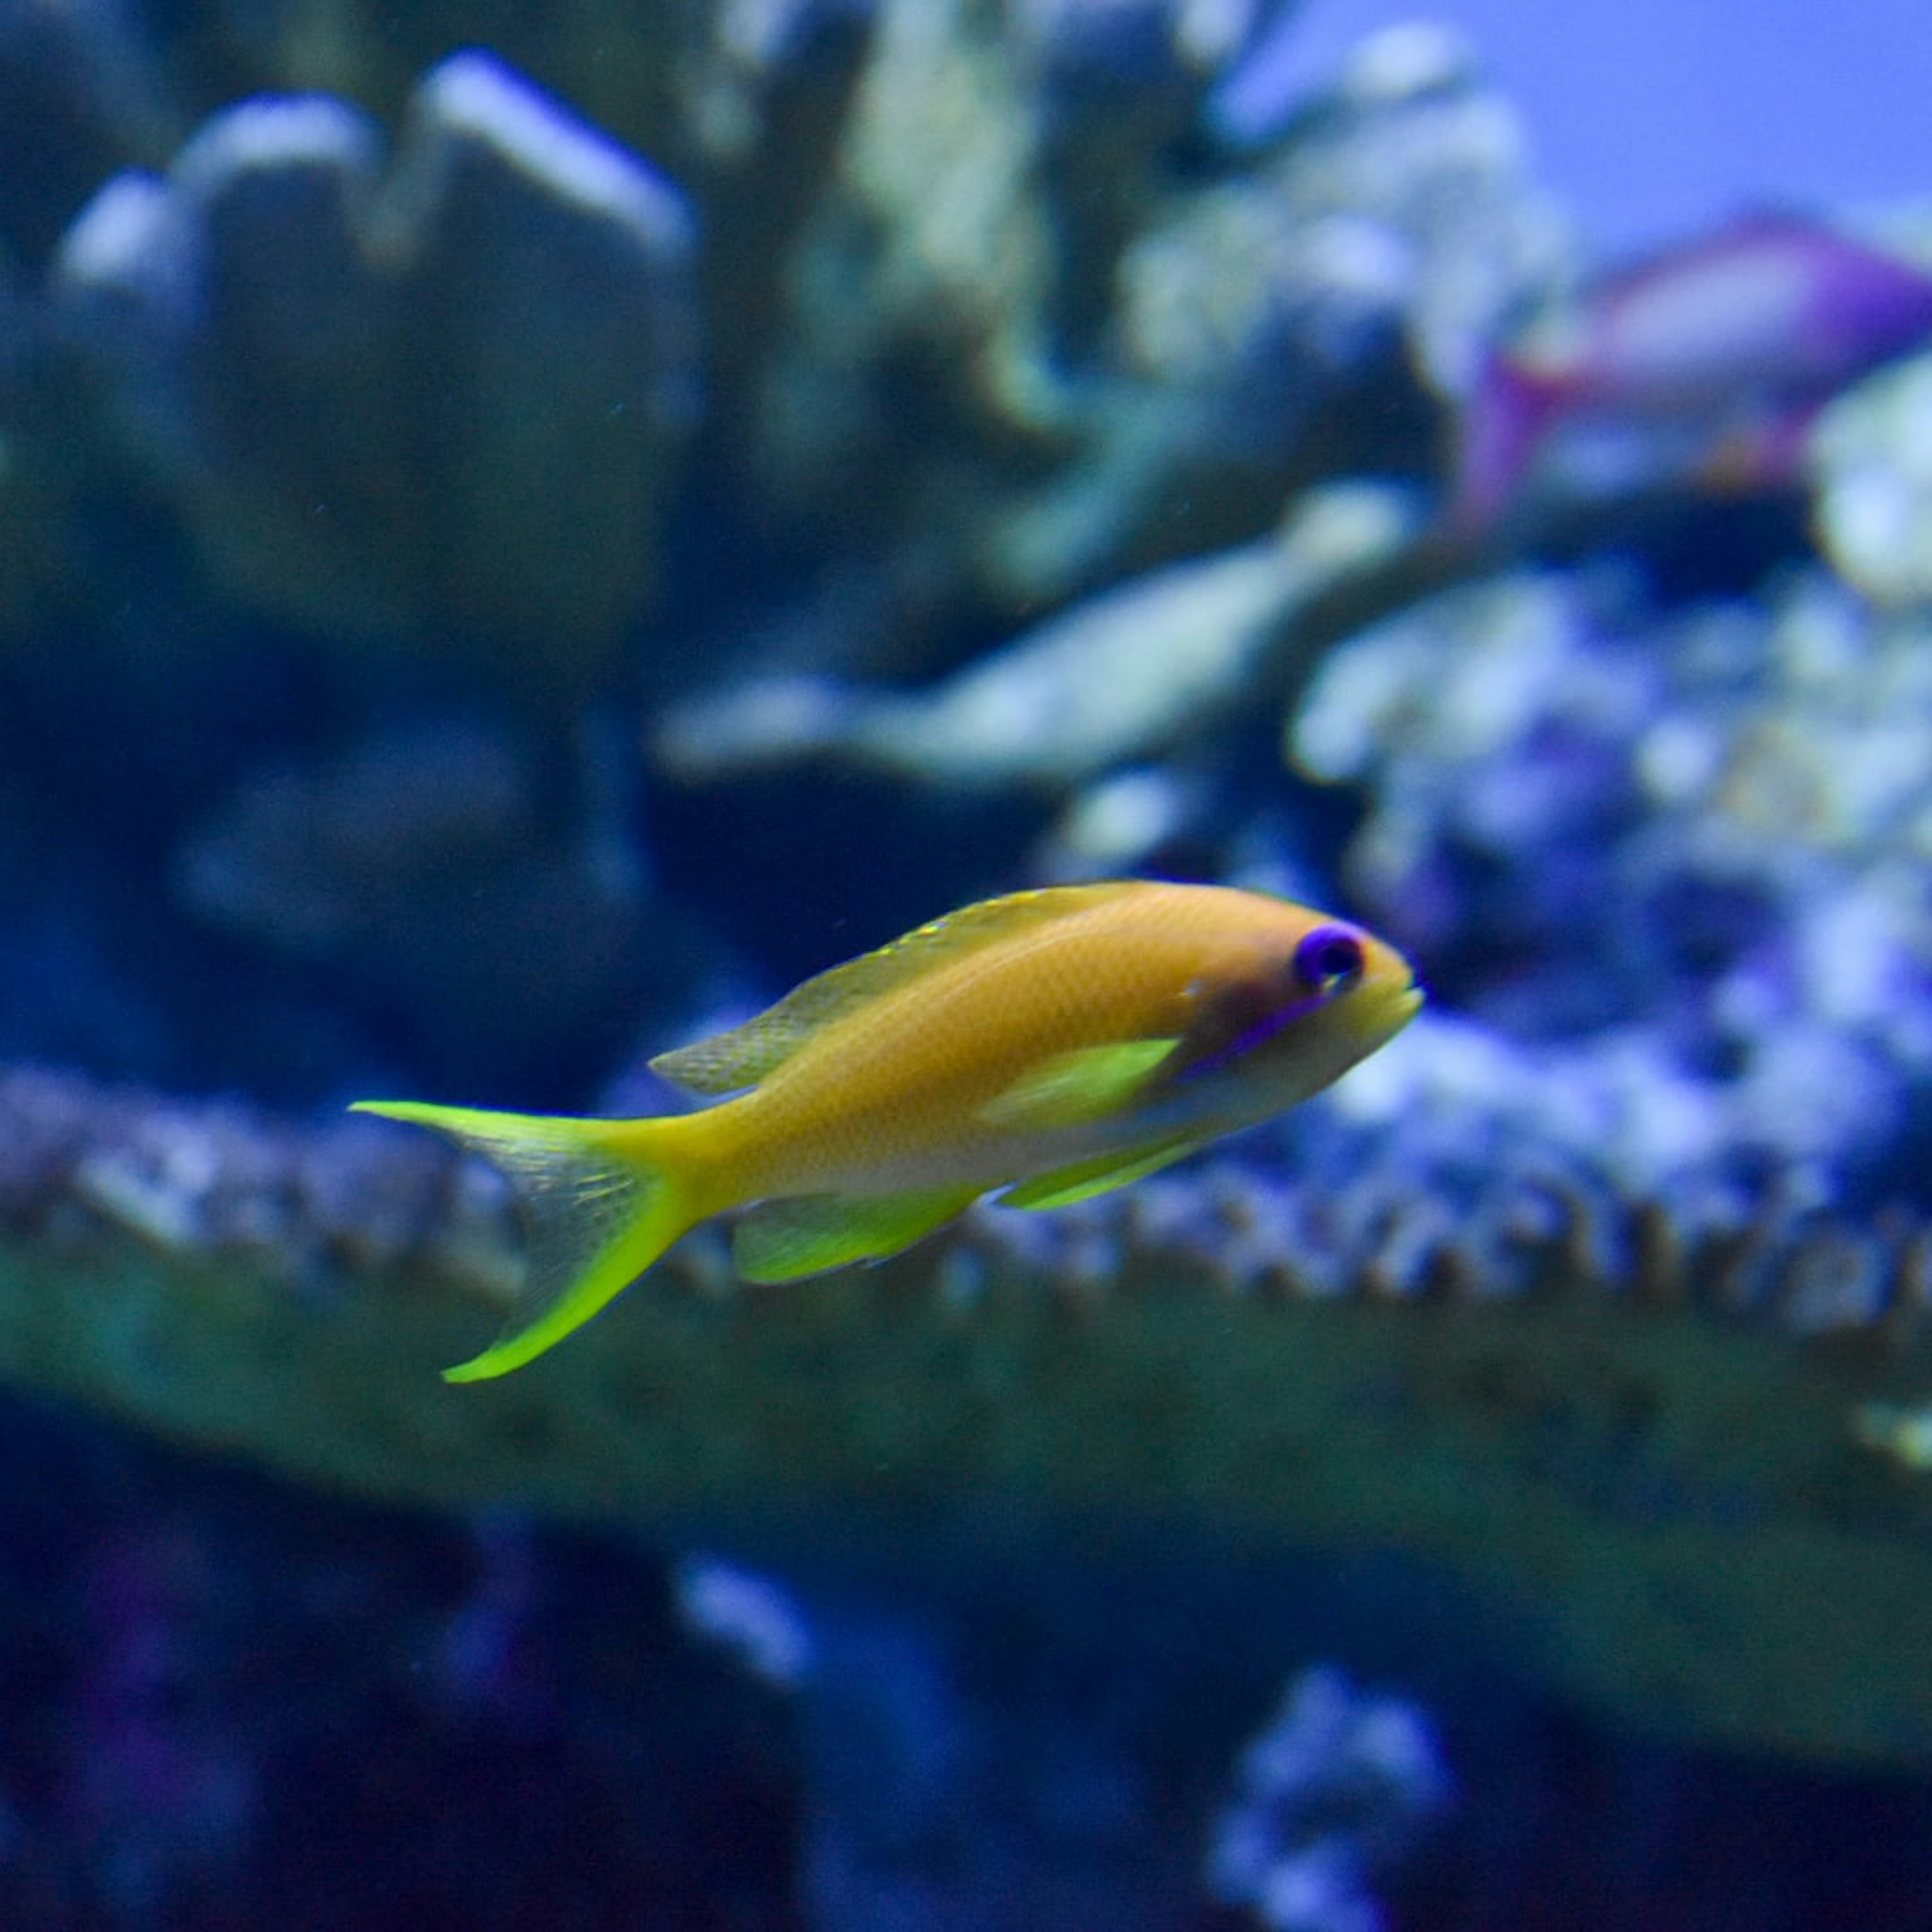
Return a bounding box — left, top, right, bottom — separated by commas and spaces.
354, 880, 1421, 1382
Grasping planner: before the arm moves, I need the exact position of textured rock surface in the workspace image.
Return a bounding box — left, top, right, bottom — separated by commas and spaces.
1, 1067, 1926, 1766
49, 51, 698, 669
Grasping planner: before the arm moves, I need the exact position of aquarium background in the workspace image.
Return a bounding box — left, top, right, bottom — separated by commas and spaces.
1298, 0, 1932, 248
0, 2, 1928, 1926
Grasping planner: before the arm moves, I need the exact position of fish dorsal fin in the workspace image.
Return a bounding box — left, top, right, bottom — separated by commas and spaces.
732, 1185, 980, 1283
650, 883, 1138, 1096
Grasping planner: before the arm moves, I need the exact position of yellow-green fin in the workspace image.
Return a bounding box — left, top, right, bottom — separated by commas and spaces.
350, 1099, 692, 1382
650, 882, 1142, 1096
978, 1037, 1180, 1133
999, 1135, 1202, 1210
732, 1185, 979, 1283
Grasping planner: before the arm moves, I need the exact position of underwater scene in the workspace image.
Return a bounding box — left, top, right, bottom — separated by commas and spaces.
0, 0, 1929, 1924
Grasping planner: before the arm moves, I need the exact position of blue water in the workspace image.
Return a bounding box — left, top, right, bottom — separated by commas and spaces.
1291, 0, 1932, 248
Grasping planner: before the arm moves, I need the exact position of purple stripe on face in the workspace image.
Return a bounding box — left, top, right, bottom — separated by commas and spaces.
1171, 985, 1335, 1087
1168, 926, 1367, 1088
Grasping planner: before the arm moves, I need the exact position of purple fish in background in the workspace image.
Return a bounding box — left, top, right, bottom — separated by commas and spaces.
1445, 213, 1932, 534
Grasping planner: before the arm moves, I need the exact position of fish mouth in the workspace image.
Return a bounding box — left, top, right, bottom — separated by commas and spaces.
1363, 973, 1425, 1039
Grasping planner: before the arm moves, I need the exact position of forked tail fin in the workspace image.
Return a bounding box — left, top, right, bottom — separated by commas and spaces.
350, 1100, 695, 1382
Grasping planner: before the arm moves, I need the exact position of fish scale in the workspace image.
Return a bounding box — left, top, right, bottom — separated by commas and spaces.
720, 899, 1205, 1195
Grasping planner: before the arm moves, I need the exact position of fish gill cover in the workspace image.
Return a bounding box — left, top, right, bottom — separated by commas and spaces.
0, 4, 1925, 1926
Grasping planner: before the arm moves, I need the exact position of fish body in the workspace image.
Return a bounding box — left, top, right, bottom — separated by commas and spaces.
356, 881, 1420, 1381
1448, 214, 1932, 532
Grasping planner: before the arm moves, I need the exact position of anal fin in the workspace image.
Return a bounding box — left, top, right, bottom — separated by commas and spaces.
999, 1135, 1200, 1211
733, 1185, 979, 1283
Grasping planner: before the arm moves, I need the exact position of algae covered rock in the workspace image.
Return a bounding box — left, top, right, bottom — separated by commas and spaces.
1, 1066, 1929, 1769
654, 482, 1422, 797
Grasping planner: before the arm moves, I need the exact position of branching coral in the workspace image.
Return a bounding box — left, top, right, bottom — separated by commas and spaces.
0, 15, 1554, 701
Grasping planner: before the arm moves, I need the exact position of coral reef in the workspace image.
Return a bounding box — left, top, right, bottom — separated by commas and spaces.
0, 3, 1927, 1923
791, 11, 1548, 620
0, 1063, 1927, 1771
654, 482, 1423, 799
1293, 566, 1932, 1196
48, 50, 699, 672
0, 11, 1545, 692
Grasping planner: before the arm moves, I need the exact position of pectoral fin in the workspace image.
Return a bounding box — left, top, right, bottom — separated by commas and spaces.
999, 1135, 1201, 1210
733, 1185, 980, 1283
979, 1038, 1180, 1133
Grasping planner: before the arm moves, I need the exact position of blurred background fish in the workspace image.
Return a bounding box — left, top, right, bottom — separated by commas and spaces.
1445, 212, 1932, 533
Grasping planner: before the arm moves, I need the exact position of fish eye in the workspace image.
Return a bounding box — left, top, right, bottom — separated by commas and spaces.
1292, 925, 1365, 989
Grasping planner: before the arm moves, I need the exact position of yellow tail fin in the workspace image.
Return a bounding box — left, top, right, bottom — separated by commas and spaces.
350, 1100, 694, 1382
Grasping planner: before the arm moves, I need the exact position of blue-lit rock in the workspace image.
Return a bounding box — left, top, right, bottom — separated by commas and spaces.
1208, 1665, 1450, 1932
50, 51, 698, 672
1294, 565, 1932, 1197
1812, 331, 1932, 607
